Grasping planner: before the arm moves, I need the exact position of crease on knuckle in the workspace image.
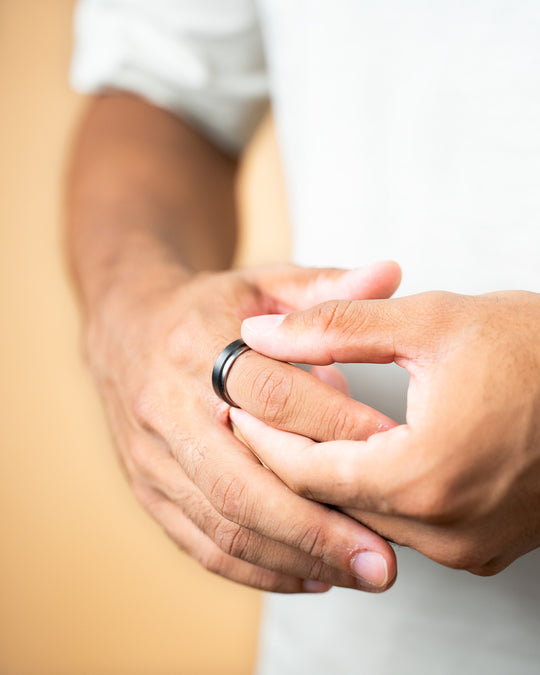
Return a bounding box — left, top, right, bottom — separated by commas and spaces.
324, 406, 357, 442
250, 367, 294, 424
297, 523, 329, 561
307, 558, 327, 582
209, 473, 249, 524
213, 520, 253, 560
317, 300, 365, 360
318, 300, 347, 338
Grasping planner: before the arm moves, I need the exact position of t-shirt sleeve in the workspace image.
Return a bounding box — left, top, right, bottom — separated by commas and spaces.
70, 0, 269, 152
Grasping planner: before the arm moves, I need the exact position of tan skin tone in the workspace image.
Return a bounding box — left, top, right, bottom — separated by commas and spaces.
67, 92, 403, 593
70, 93, 538, 589
233, 291, 540, 575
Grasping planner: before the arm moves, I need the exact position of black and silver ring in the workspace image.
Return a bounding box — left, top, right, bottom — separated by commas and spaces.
212, 338, 251, 407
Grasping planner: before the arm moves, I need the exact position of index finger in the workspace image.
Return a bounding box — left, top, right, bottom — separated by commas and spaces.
224, 348, 396, 442
230, 407, 412, 515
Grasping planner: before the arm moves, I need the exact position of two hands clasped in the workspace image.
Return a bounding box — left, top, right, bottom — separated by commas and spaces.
89, 261, 540, 594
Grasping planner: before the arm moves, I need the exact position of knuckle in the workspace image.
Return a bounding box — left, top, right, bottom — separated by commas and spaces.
470, 555, 507, 577
334, 474, 361, 506
306, 558, 327, 582
281, 468, 321, 500
309, 300, 366, 360
317, 300, 355, 336
200, 548, 229, 577
175, 433, 208, 470
166, 321, 193, 362
131, 480, 155, 509
163, 478, 196, 512
296, 523, 330, 560
412, 291, 460, 332
166, 311, 208, 369
396, 479, 460, 525
129, 441, 155, 478
303, 457, 357, 505
427, 531, 492, 573
213, 520, 253, 559
422, 290, 448, 307
249, 366, 294, 423
419, 491, 456, 525
252, 573, 290, 594
208, 472, 250, 524
324, 406, 358, 442
443, 541, 486, 572
132, 386, 161, 429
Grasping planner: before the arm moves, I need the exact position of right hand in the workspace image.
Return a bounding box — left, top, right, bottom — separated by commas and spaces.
86, 261, 401, 592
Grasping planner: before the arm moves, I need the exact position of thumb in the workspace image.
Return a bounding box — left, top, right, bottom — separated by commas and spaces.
251, 260, 401, 311
242, 295, 429, 366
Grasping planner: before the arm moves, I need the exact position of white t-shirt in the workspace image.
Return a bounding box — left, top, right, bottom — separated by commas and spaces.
71, 2, 540, 673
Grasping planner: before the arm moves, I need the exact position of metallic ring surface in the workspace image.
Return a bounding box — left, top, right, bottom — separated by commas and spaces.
212, 339, 251, 407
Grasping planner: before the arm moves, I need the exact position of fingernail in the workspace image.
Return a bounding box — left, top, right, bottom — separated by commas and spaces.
242, 314, 285, 335
303, 580, 333, 593
351, 552, 388, 589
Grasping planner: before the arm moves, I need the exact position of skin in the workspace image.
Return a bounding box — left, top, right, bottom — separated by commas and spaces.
67, 92, 402, 593
233, 290, 540, 575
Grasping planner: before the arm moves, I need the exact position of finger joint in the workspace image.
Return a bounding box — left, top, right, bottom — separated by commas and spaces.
209, 473, 250, 525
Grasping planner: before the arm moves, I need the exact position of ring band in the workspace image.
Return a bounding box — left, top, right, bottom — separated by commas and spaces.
212, 339, 251, 407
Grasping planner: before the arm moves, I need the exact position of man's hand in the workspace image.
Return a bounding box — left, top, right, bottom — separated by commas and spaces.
68, 94, 400, 593
87, 261, 402, 593
234, 291, 540, 575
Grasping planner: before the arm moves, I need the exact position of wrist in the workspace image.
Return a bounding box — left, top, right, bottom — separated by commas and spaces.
81, 250, 193, 364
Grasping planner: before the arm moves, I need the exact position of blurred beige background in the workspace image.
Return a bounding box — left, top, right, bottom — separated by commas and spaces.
0, 1, 289, 673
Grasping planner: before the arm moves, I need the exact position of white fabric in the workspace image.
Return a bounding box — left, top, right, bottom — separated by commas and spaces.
70, 0, 268, 152
258, 0, 540, 295
71, 1, 540, 673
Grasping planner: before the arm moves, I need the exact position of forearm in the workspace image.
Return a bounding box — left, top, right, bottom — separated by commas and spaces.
67, 92, 238, 315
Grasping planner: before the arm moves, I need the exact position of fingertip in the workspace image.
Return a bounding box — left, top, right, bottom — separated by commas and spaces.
364, 259, 402, 279
378, 259, 402, 274
241, 314, 285, 347
310, 365, 350, 395
350, 546, 398, 593
339, 260, 402, 300
229, 406, 255, 430
381, 260, 402, 290
229, 407, 271, 445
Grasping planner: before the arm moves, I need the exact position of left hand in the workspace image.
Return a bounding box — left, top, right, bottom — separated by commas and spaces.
231, 291, 540, 575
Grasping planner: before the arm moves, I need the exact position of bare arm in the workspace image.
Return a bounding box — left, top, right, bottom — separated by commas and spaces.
66, 92, 401, 592
68, 92, 237, 308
